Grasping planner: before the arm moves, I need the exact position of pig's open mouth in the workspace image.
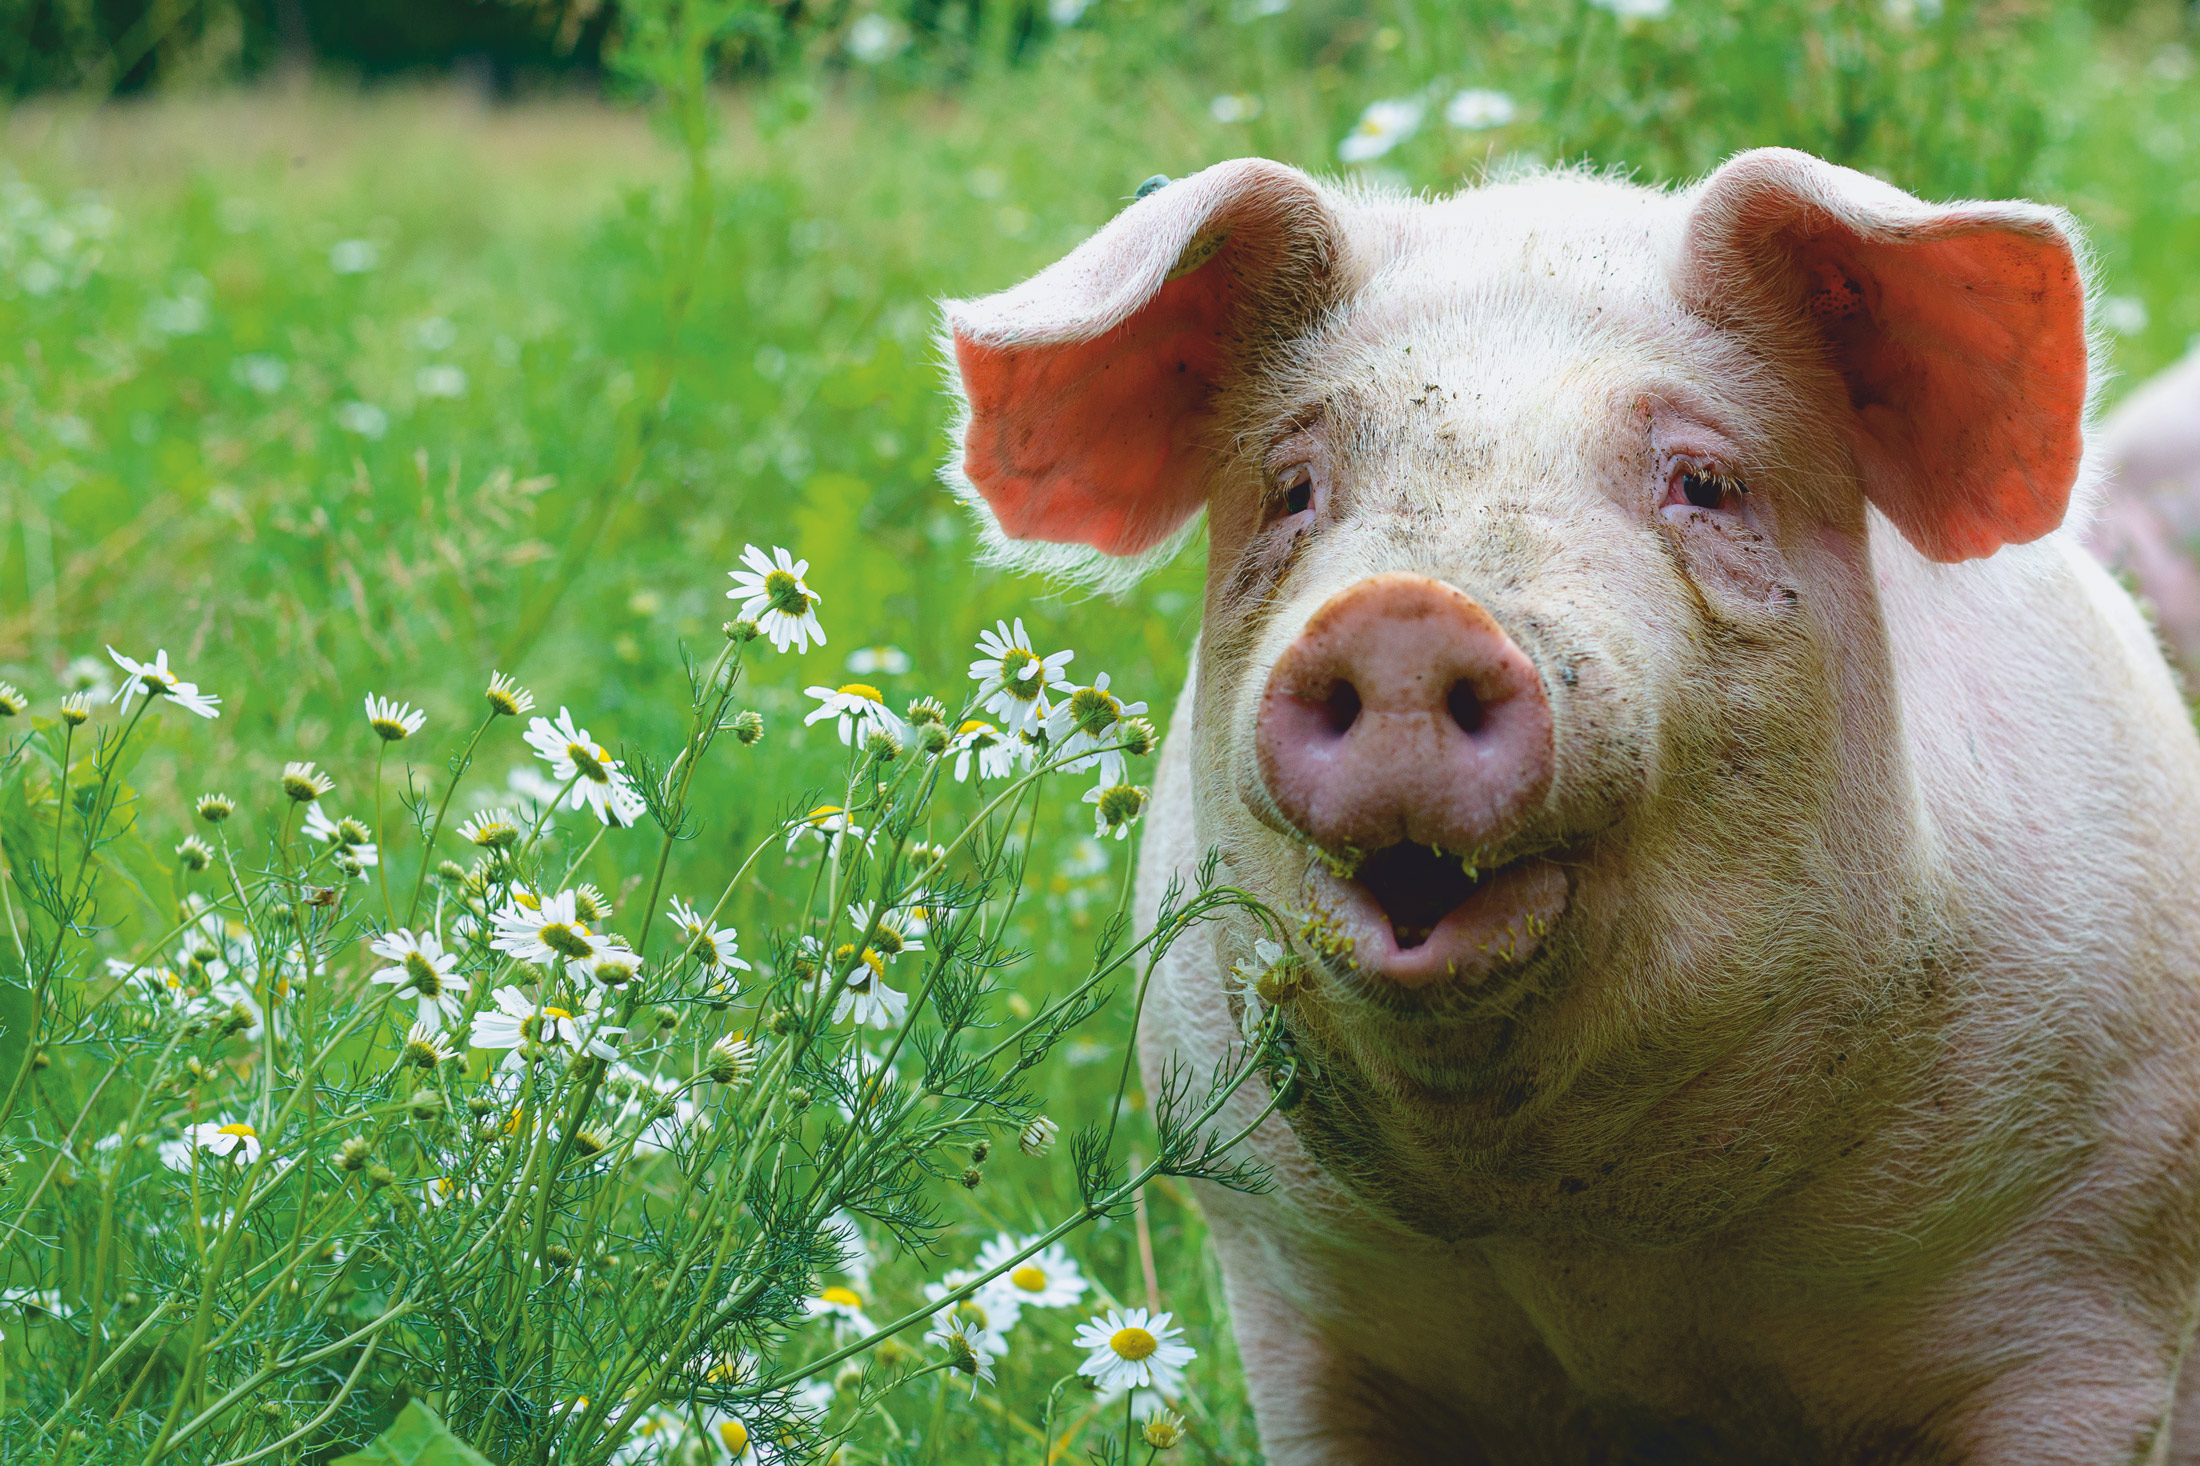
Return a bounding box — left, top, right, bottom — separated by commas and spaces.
1309, 843, 1571, 990
1356, 842, 1484, 949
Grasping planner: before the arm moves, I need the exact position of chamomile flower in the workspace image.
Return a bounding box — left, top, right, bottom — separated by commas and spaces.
1046, 671, 1148, 783
489, 889, 603, 974
974, 1234, 1087, 1309
937, 1313, 998, 1396
456, 808, 523, 850
173, 1119, 263, 1168
1084, 781, 1149, 841
846, 900, 923, 962
784, 804, 868, 855
949, 720, 1017, 782
727, 544, 826, 654
667, 897, 750, 975
925, 1269, 1018, 1358
523, 707, 648, 827
467, 985, 624, 1066
1337, 97, 1424, 164
702, 1409, 779, 1463
106, 647, 222, 718
281, 761, 334, 803
362, 693, 425, 742
828, 946, 908, 1030
969, 619, 1075, 736
485, 671, 535, 717
1074, 1307, 1197, 1396
0, 684, 25, 717
368, 929, 469, 1032
844, 644, 911, 677
805, 1284, 876, 1338
1225, 937, 1285, 1041
804, 682, 903, 747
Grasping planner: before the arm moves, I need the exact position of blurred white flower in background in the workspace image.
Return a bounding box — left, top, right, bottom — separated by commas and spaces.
329, 238, 380, 274
1210, 93, 1263, 123
1592, 0, 1673, 18
845, 13, 909, 64
415, 364, 468, 399
1445, 88, 1518, 130
336, 401, 388, 438
845, 644, 911, 676
1339, 98, 1424, 163
1049, 0, 1090, 25
233, 354, 287, 394
2101, 296, 2150, 336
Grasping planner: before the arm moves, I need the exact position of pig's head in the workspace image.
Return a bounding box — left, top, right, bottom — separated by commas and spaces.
942, 152, 2089, 1235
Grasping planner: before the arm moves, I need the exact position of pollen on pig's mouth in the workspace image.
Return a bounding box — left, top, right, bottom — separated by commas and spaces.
1354, 842, 1485, 949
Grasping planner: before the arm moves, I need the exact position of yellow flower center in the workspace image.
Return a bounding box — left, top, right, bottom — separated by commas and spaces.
836, 682, 884, 703
718, 1419, 750, 1453
821, 1285, 863, 1309
403, 951, 441, 992
565, 741, 609, 782
543, 1006, 574, 1021
998, 647, 1041, 699
956, 720, 994, 738
515, 889, 542, 911
806, 804, 843, 824
217, 1122, 257, 1139
1110, 1325, 1159, 1361
540, 921, 594, 959
1010, 1264, 1047, 1292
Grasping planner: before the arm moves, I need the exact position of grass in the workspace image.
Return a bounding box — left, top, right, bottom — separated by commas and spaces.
2, 3, 2199, 1455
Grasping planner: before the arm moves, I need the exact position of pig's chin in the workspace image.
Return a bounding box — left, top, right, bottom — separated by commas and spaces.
1309, 845, 1569, 991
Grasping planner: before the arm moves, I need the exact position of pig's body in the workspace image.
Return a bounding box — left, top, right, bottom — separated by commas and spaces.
2087, 347, 2200, 681
946, 156, 2200, 1463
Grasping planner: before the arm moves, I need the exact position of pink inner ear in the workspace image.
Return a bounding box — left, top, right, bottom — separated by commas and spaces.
957, 265, 1235, 557
1809, 230, 2086, 563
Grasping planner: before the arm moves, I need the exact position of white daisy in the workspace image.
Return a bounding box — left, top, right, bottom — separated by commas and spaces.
1338, 97, 1424, 164
846, 900, 924, 962
1074, 1307, 1197, 1397
805, 1284, 876, 1339
467, 985, 624, 1066
1224, 937, 1285, 1042
949, 720, 1017, 782
489, 888, 603, 975
1045, 671, 1148, 783
362, 693, 426, 742
727, 544, 826, 654
209, 978, 268, 1041
968, 619, 1074, 737
106, 647, 221, 719
667, 897, 750, 975
803, 682, 903, 747
936, 1312, 998, 1396
1083, 781, 1149, 841
784, 804, 869, 856
701, 1408, 780, 1463
1444, 87, 1517, 131
974, 1234, 1087, 1309
925, 1269, 1018, 1358
828, 949, 908, 1030
456, 808, 523, 850
843, 644, 910, 677
368, 928, 469, 1032
522, 707, 648, 827
172, 1119, 262, 1168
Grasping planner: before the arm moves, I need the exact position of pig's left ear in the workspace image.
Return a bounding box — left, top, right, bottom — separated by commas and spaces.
942, 159, 1340, 584
1679, 148, 2090, 563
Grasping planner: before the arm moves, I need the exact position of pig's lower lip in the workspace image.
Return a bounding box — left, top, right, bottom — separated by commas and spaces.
1311, 845, 1568, 989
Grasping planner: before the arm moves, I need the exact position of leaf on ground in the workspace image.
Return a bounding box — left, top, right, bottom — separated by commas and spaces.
331, 1400, 496, 1466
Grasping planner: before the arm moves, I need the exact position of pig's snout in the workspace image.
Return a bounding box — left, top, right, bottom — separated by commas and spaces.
1256, 575, 1565, 985
1257, 573, 1552, 856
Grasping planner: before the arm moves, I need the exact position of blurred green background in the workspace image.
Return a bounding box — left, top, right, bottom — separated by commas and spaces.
3, 0, 2199, 1455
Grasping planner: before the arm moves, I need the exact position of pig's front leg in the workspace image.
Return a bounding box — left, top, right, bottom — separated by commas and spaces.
1205, 1220, 1494, 1465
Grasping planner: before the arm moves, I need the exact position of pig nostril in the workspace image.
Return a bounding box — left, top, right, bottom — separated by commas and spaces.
1446, 681, 1484, 735
1324, 681, 1362, 736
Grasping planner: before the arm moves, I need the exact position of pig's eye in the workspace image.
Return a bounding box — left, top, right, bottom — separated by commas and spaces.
1272, 466, 1314, 521
1672, 470, 1745, 512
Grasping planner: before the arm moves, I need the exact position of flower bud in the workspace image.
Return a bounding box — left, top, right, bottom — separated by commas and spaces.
175, 835, 214, 872
920, 722, 949, 754
725, 618, 762, 644
365, 1162, 397, 1189
196, 793, 235, 823
1019, 1116, 1058, 1158
969, 1139, 990, 1165
59, 693, 91, 727
960, 1166, 983, 1190
905, 696, 946, 727
407, 1088, 444, 1122
1142, 1410, 1186, 1450
222, 1002, 256, 1036
864, 728, 902, 763
654, 1004, 680, 1031
1118, 717, 1159, 758
336, 1137, 372, 1172
544, 1243, 576, 1268
730, 709, 765, 745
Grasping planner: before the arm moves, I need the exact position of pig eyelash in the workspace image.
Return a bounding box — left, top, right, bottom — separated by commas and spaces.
1267, 463, 1316, 523
1665, 467, 1748, 513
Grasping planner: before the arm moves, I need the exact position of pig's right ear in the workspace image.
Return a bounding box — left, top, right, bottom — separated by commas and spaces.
942, 159, 1339, 585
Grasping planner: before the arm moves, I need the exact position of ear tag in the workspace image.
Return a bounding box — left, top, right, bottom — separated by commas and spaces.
1166, 228, 1230, 281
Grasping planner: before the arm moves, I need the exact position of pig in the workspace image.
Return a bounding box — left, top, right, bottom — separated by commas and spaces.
2086, 345, 2200, 681
941, 151, 2200, 1464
